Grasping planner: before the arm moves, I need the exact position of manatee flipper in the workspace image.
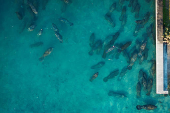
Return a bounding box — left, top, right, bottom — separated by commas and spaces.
39, 56, 44, 62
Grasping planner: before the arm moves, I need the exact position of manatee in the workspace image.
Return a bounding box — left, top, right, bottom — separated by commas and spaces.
118, 66, 128, 80
30, 42, 43, 48
142, 72, 148, 91
134, 12, 150, 36
139, 40, 147, 52
139, 53, 144, 64
108, 2, 116, 13
103, 69, 119, 82
121, 15, 127, 27
131, 0, 138, 13
119, 6, 126, 21
136, 39, 147, 57
103, 35, 113, 47
105, 13, 115, 27
138, 70, 143, 83
91, 61, 105, 69
149, 60, 156, 78
135, 20, 145, 24
27, 0, 38, 15
37, 29, 43, 36
52, 23, 59, 32
55, 31, 63, 43
39, 47, 53, 62
122, 50, 130, 63
89, 40, 103, 56
15, 12, 23, 20
89, 72, 98, 82
136, 82, 141, 98
146, 23, 154, 36
59, 17, 73, 26
120, 41, 132, 51
136, 105, 157, 110
133, 23, 144, 36
146, 77, 153, 96
143, 12, 150, 25
89, 33, 95, 47
143, 48, 149, 60
109, 32, 120, 45
102, 45, 117, 58
96, 42, 103, 55
28, 24, 36, 31
102, 32, 120, 58
108, 90, 127, 98
127, 51, 138, 70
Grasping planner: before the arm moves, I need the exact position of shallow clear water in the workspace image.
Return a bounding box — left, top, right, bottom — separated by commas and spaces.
0, 0, 169, 113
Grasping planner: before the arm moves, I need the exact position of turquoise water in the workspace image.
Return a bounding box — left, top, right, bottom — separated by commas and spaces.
0, 0, 169, 113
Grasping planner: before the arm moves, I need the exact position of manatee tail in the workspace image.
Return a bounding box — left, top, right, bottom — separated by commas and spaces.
136, 105, 143, 110
39, 56, 44, 62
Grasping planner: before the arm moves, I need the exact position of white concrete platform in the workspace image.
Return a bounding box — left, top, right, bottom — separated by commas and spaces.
156, 0, 168, 94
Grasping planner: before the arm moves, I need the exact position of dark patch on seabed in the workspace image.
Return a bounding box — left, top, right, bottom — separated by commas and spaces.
0, 0, 169, 113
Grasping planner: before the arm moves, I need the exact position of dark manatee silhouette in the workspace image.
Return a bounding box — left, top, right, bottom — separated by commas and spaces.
136, 82, 141, 98
103, 69, 119, 82
127, 50, 138, 70
52, 23, 59, 32
55, 31, 63, 43
136, 105, 157, 110
89, 72, 99, 82
89, 40, 103, 56
142, 72, 148, 91
108, 90, 127, 98
108, 2, 116, 14
119, 6, 126, 21
91, 61, 105, 69
149, 60, 156, 78
146, 77, 153, 95
59, 17, 73, 26
89, 33, 95, 47
104, 13, 115, 28
118, 66, 128, 80
102, 32, 120, 58
120, 41, 132, 51
39, 47, 53, 62
30, 42, 43, 48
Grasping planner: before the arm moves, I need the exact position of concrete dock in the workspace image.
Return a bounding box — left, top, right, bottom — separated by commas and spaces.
156, 0, 168, 94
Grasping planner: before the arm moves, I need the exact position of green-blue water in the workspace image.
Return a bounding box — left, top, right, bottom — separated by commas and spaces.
0, 0, 169, 113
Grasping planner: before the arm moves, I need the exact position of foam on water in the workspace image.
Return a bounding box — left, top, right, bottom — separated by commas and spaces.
0, 0, 169, 113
